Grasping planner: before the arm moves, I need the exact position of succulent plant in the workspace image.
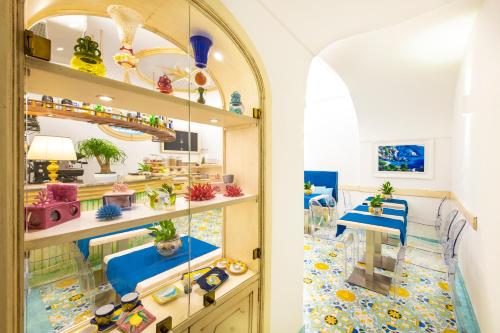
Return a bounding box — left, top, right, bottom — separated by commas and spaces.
380, 181, 395, 195
146, 188, 160, 208
96, 204, 122, 220
185, 184, 216, 201
147, 219, 177, 243
370, 195, 383, 208
304, 181, 312, 190
224, 184, 244, 197
33, 189, 54, 206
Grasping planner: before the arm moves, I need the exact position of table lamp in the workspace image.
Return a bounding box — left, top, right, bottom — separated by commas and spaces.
27, 135, 77, 183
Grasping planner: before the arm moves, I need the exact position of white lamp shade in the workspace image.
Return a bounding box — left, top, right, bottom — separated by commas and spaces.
27, 135, 77, 161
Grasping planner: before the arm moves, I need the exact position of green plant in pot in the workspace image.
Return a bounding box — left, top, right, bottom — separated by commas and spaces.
146, 188, 160, 209
369, 194, 384, 216
379, 181, 395, 200
78, 138, 126, 183
304, 181, 313, 195
159, 183, 176, 206
137, 162, 152, 176
147, 220, 181, 257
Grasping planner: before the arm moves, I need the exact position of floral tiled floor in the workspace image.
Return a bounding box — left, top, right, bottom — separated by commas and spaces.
303, 234, 458, 333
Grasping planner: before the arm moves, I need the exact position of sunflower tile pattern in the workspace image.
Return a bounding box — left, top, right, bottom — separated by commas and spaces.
303, 235, 457, 333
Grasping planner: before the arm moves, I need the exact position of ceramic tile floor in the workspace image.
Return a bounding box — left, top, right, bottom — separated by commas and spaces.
303, 230, 458, 333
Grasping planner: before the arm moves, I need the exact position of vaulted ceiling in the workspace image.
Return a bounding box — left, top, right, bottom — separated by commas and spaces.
257, 0, 457, 54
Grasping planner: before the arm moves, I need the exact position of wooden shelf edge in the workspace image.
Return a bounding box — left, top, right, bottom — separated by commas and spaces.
24, 194, 258, 250
25, 57, 258, 128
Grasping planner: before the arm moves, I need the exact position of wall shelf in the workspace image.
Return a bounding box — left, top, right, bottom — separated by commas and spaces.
26, 100, 176, 142
24, 193, 257, 250
25, 57, 258, 128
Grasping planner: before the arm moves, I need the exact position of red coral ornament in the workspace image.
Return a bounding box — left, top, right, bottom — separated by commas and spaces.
185, 184, 216, 201
224, 184, 244, 197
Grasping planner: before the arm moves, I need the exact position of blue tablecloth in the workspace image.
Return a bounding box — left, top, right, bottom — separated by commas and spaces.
304, 194, 322, 209
76, 223, 154, 259
353, 204, 407, 224
365, 196, 409, 214
106, 236, 218, 296
336, 212, 406, 245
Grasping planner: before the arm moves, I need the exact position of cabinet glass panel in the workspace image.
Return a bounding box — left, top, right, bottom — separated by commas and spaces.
23, 0, 192, 331
185, 2, 262, 319
23, 0, 262, 331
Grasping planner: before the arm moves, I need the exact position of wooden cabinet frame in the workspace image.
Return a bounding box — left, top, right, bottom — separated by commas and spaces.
1, 0, 271, 332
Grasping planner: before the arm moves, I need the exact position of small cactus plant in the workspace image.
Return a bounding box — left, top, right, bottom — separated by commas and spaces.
185, 184, 216, 201
224, 184, 244, 197
96, 204, 122, 220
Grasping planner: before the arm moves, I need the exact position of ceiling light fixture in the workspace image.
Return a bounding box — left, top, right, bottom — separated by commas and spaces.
56, 47, 64, 51
210, 119, 218, 124
213, 52, 223, 61
97, 95, 114, 102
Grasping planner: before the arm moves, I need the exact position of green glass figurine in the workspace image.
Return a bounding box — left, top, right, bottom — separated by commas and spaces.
197, 87, 206, 104
229, 91, 243, 115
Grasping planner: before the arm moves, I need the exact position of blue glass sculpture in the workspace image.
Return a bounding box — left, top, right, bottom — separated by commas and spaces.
190, 35, 213, 69
96, 204, 122, 220
229, 91, 244, 115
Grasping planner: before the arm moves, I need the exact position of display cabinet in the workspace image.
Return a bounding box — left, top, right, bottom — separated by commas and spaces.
21, 1, 264, 332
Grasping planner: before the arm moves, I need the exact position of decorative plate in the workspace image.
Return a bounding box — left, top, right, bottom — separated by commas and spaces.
213, 258, 231, 270
116, 305, 156, 333
181, 267, 211, 284
197, 267, 229, 292
228, 260, 248, 275
152, 285, 180, 304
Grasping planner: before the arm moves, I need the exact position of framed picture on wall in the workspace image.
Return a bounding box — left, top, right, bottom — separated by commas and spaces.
373, 139, 434, 179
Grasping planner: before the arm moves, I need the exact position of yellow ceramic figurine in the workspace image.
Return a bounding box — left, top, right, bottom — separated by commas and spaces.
70, 36, 106, 76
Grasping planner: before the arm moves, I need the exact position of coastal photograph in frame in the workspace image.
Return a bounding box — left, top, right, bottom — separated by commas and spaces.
373, 139, 434, 179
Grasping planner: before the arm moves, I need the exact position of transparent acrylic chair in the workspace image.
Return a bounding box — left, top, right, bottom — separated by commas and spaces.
443, 218, 467, 305
308, 194, 358, 280
341, 189, 353, 214
391, 245, 407, 299
440, 209, 460, 247
434, 197, 448, 232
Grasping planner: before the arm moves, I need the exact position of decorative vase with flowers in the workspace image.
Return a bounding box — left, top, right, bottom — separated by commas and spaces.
368, 195, 384, 216
379, 181, 395, 200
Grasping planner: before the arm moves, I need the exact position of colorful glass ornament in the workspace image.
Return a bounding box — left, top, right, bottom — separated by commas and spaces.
70, 36, 106, 76
156, 74, 173, 94
190, 35, 213, 69
197, 87, 206, 104
229, 91, 244, 115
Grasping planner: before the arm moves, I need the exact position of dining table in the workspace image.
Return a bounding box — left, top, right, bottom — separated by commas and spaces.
336, 197, 408, 295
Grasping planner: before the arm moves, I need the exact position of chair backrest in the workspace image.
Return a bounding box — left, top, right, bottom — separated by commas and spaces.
308, 194, 338, 228
342, 189, 353, 213
440, 209, 459, 243
443, 218, 467, 262
435, 197, 447, 229
304, 171, 338, 201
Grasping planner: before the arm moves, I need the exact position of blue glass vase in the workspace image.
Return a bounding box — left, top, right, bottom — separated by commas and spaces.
190, 35, 213, 69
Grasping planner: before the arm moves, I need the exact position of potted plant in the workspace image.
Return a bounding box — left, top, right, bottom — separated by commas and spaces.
379, 181, 395, 200
78, 138, 126, 183
146, 188, 160, 209
147, 220, 182, 257
159, 183, 176, 206
137, 162, 152, 177
304, 181, 313, 195
369, 194, 384, 216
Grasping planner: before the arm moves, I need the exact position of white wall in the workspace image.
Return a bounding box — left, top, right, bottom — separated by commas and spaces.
318, 0, 481, 192
219, 1, 311, 332
304, 57, 360, 185
452, 0, 500, 331
36, 116, 222, 183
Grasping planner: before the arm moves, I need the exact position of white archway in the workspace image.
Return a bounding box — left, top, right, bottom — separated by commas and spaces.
304, 56, 360, 186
